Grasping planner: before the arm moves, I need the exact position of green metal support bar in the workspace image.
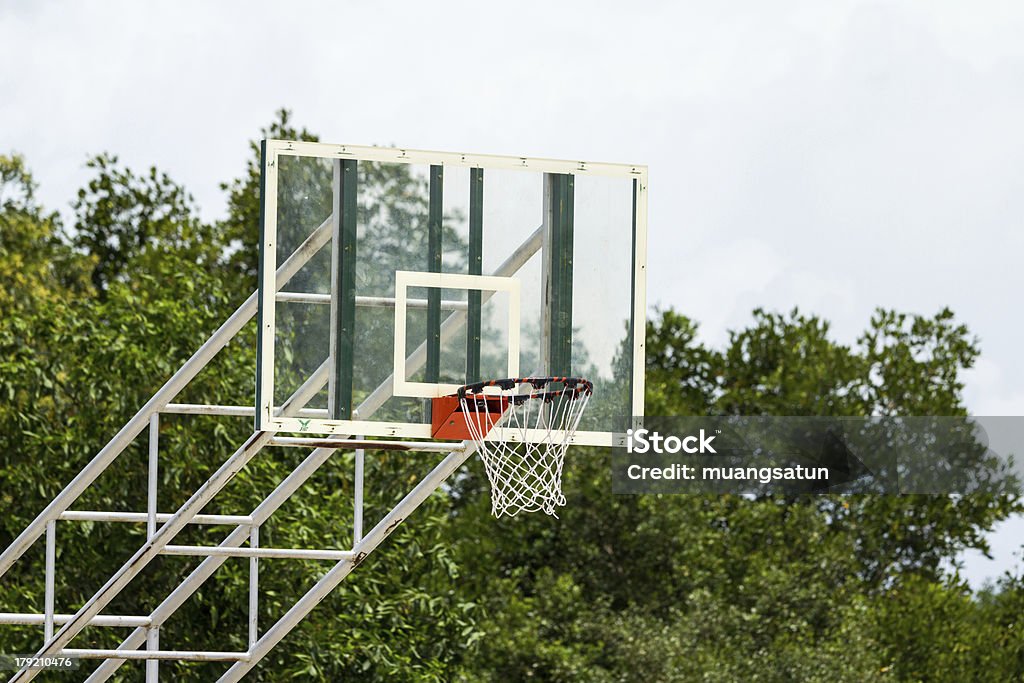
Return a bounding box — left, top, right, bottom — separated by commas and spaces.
331, 159, 358, 420
426, 165, 443, 384
466, 168, 484, 383
628, 178, 638, 416
548, 174, 574, 376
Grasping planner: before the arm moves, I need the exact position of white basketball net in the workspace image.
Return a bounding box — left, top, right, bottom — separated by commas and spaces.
459, 378, 592, 518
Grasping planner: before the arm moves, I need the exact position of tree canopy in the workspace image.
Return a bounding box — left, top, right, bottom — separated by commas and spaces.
0, 111, 1021, 681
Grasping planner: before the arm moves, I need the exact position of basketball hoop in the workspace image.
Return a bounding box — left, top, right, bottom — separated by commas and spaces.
435, 377, 593, 518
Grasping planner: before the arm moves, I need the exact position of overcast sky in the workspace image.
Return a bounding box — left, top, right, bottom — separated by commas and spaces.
2, 0, 1021, 585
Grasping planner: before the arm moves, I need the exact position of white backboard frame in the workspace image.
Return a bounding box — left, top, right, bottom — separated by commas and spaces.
393, 271, 520, 398
256, 139, 648, 447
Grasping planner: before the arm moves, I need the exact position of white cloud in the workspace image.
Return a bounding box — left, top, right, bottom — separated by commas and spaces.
964, 358, 1024, 416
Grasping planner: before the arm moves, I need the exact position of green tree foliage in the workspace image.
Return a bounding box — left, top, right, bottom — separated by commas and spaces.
0, 155, 90, 313
0, 113, 1021, 681
450, 309, 1023, 681
71, 154, 222, 298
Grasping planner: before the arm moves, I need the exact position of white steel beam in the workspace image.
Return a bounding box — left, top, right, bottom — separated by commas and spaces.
631, 175, 649, 424
162, 404, 328, 418
11, 433, 276, 681
60, 511, 254, 526
0, 614, 151, 628
83, 372, 347, 680
162, 546, 354, 561
147, 415, 158, 540
248, 527, 258, 649
66, 649, 248, 662
145, 627, 158, 683
268, 437, 465, 453
353, 441, 364, 544
43, 522, 55, 642
268, 139, 647, 180
84, 444, 342, 682
217, 443, 477, 682
12, 347, 337, 681
277, 291, 469, 311
0, 216, 333, 580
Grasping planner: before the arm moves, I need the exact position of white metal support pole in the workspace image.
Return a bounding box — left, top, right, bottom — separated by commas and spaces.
0, 614, 151, 628
353, 440, 364, 544
12, 260, 348, 683
145, 411, 160, 683
86, 375, 341, 682
248, 526, 258, 649
85, 446, 338, 683
276, 292, 469, 310
0, 217, 332, 580
217, 443, 478, 682
43, 521, 55, 642
145, 627, 158, 683
631, 172, 649, 424
12, 432, 277, 682
147, 415, 159, 540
